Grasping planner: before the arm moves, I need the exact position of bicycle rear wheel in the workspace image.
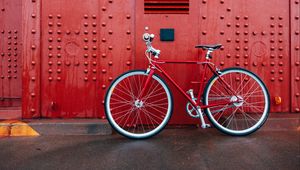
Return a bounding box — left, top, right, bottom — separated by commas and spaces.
105, 70, 173, 139
203, 67, 270, 136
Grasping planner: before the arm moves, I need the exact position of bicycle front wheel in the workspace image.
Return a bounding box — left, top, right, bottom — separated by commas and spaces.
203, 67, 270, 136
105, 70, 173, 139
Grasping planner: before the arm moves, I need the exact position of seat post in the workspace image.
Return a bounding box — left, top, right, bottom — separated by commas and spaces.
205, 49, 213, 59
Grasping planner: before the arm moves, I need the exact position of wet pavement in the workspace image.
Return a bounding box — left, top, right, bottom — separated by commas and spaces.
0, 128, 299, 170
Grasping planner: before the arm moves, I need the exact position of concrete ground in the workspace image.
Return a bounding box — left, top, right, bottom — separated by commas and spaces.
0, 127, 299, 170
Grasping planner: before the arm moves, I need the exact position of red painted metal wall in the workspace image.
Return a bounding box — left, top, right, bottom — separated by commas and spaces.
0, 0, 299, 121
291, 0, 300, 112
0, 0, 22, 107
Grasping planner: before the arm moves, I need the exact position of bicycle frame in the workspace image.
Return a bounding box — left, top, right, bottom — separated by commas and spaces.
140, 55, 236, 113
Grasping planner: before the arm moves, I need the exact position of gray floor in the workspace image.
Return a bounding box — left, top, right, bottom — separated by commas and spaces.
0, 128, 299, 170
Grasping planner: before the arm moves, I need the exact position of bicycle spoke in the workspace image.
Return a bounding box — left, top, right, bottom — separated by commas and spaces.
142, 108, 152, 129
243, 102, 265, 113
144, 103, 168, 111
217, 76, 235, 96
142, 109, 161, 125
146, 105, 168, 118
141, 78, 156, 98
112, 107, 134, 116
137, 110, 145, 133
144, 100, 168, 106
111, 89, 133, 103
131, 110, 140, 133
143, 91, 166, 101
110, 102, 132, 111
239, 108, 259, 122
113, 89, 134, 101
114, 107, 135, 122
224, 107, 239, 128
110, 98, 133, 105
241, 89, 263, 97
141, 83, 163, 101
235, 74, 249, 94
142, 108, 164, 122
241, 110, 251, 129
123, 111, 135, 128
118, 81, 135, 99
211, 104, 235, 114
210, 84, 228, 97
237, 79, 257, 97
242, 86, 262, 101
145, 97, 168, 104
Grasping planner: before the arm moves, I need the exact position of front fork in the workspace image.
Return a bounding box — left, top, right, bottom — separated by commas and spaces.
138, 67, 154, 99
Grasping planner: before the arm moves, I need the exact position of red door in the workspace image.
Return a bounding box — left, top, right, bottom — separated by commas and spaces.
40, 0, 102, 118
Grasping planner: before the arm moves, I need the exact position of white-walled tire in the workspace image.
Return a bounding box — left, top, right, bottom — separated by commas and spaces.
105, 70, 173, 139
203, 68, 270, 136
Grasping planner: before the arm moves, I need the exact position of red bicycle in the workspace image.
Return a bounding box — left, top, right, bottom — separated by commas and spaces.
105, 33, 270, 139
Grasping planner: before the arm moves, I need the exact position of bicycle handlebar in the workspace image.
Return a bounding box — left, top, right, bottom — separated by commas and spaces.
143, 33, 160, 58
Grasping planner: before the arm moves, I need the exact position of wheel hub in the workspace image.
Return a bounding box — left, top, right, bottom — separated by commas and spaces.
134, 100, 144, 108
230, 95, 244, 107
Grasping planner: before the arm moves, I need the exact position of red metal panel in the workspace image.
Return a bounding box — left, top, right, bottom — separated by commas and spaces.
40, 0, 102, 118
22, 0, 41, 118
291, 0, 300, 112
198, 0, 290, 112
99, 0, 135, 119
0, 0, 22, 107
